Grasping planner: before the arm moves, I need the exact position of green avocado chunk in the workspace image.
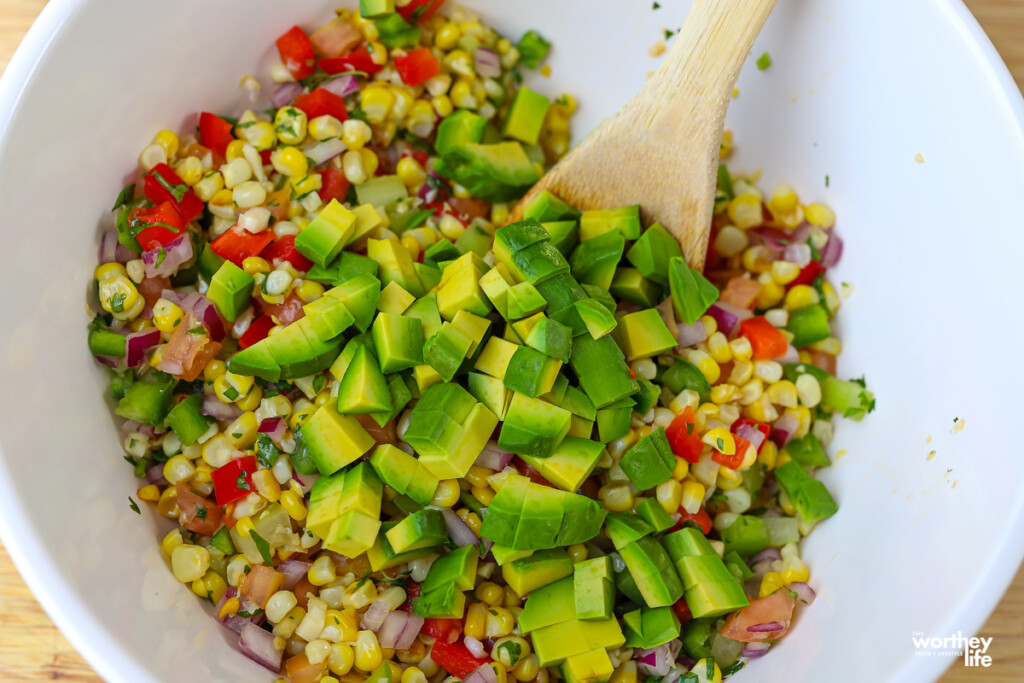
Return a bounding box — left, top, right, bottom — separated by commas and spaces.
626, 223, 684, 286
435, 109, 487, 156
337, 345, 392, 414
207, 260, 254, 322
434, 142, 540, 202
618, 536, 684, 608
502, 547, 573, 596
619, 426, 675, 490
498, 392, 572, 458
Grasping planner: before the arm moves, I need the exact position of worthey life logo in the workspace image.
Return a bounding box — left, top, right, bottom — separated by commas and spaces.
911, 631, 993, 667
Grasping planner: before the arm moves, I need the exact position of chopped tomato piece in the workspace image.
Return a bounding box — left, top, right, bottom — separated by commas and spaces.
143, 163, 204, 223
260, 294, 306, 326
430, 639, 490, 678
285, 653, 326, 683
394, 47, 441, 86
265, 188, 291, 223
666, 406, 703, 463
261, 235, 314, 271
309, 17, 362, 59
293, 88, 349, 123
318, 166, 351, 205
210, 225, 276, 267
239, 315, 276, 349
211, 455, 257, 506
292, 575, 316, 609
131, 201, 187, 251
739, 316, 789, 359
513, 457, 554, 487
398, 0, 447, 25
448, 196, 491, 223
175, 484, 223, 536
275, 25, 317, 79
320, 45, 383, 75
671, 597, 693, 623
240, 564, 285, 609
422, 618, 462, 644
789, 260, 824, 288
158, 313, 221, 381
712, 434, 751, 470
137, 276, 171, 308
672, 506, 713, 535
719, 277, 762, 309
721, 591, 797, 643
198, 112, 235, 158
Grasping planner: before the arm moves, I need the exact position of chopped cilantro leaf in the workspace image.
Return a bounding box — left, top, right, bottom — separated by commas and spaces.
111, 183, 136, 212
256, 433, 282, 470
195, 503, 207, 519
653, 1, 661, 7
756, 52, 772, 70
128, 496, 141, 514
236, 471, 251, 491
155, 247, 167, 268
249, 530, 274, 565
109, 293, 126, 313
151, 171, 189, 203
186, 325, 206, 335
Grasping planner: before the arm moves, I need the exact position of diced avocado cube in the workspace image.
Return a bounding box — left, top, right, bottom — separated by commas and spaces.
304, 295, 356, 340
478, 266, 513, 318
612, 309, 677, 362
474, 336, 521, 378
574, 299, 617, 340
338, 345, 392, 414
165, 394, 214, 447
783, 432, 831, 467
367, 238, 423, 297
423, 239, 461, 270
369, 444, 439, 506
668, 256, 720, 326
609, 268, 664, 308
523, 315, 572, 362
403, 295, 443, 339
721, 515, 770, 558
325, 274, 381, 332
632, 376, 660, 416
561, 648, 614, 683
423, 322, 473, 381
228, 341, 281, 381
354, 174, 408, 209
684, 579, 750, 619
619, 536, 684, 608
523, 190, 581, 223
422, 545, 479, 593
508, 241, 571, 285
492, 545, 534, 567
620, 426, 675, 490
348, 203, 385, 246
371, 312, 423, 373
385, 508, 448, 553
359, 0, 395, 19
197, 242, 225, 283
519, 436, 604, 492
367, 522, 435, 571
635, 606, 682, 648
560, 386, 597, 420
595, 398, 634, 443
581, 284, 616, 313
574, 557, 614, 621
615, 569, 645, 606
498, 392, 572, 458
207, 260, 254, 322
532, 618, 625, 667
327, 335, 369, 382
274, 318, 344, 380
579, 205, 641, 241
410, 389, 498, 480
339, 462, 384, 517
336, 251, 380, 283
455, 222, 493, 258
413, 381, 477, 421
723, 551, 754, 584
435, 109, 486, 156
450, 310, 491, 356
512, 482, 565, 549
414, 262, 442, 291
376, 281, 415, 315
324, 509, 381, 556
664, 526, 718, 562
542, 221, 580, 255
436, 252, 492, 320
479, 473, 530, 546
569, 335, 638, 408
503, 547, 573, 596
605, 513, 655, 550
502, 86, 550, 145
542, 372, 571, 404
412, 582, 467, 619
636, 498, 675, 533
300, 403, 376, 475
503, 346, 563, 398
626, 223, 684, 285
660, 358, 712, 404
467, 372, 514, 420
115, 378, 171, 428
294, 200, 357, 268
570, 229, 625, 290
506, 281, 548, 319
410, 363, 443, 394
434, 142, 540, 202
554, 491, 607, 547
402, 411, 463, 460
518, 576, 575, 633
787, 304, 832, 348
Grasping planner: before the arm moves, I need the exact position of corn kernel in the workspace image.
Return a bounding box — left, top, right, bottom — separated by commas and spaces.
687, 349, 720, 385
156, 485, 180, 519
759, 571, 786, 598
361, 85, 395, 124
271, 146, 309, 177
139, 143, 167, 171
431, 479, 461, 507
431, 94, 454, 117
171, 544, 210, 583
770, 260, 801, 285
809, 336, 842, 355
329, 643, 355, 676
680, 480, 705, 514
805, 202, 835, 229
274, 106, 308, 145
280, 490, 308, 521
484, 606, 515, 638
598, 485, 633, 512
784, 284, 820, 310
727, 194, 763, 229
354, 630, 382, 672
396, 157, 427, 188
656, 479, 683, 513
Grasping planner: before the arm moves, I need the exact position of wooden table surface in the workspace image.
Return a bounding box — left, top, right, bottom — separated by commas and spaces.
2, 0, 1024, 680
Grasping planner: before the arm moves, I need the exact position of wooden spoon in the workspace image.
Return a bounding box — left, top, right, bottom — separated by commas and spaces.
511, 0, 778, 270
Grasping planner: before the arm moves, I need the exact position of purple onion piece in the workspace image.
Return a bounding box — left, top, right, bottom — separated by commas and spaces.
441, 508, 479, 548
820, 233, 844, 268
142, 232, 193, 278
394, 613, 424, 650
146, 463, 169, 486
747, 620, 784, 633
258, 417, 287, 444
750, 547, 782, 565
277, 559, 311, 590
707, 301, 752, 336
239, 621, 284, 672
742, 641, 772, 658
474, 47, 502, 78
676, 320, 708, 348
788, 581, 817, 605
463, 662, 498, 683
378, 611, 409, 649
361, 598, 392, 632
474, 441, 514, 470
125, 328, 162, 367
202, 393, 242, 421
94, 354, 121, 369
99, 229, 133, 264
322, 73, 361, 98
734, 422, 766, 452
271, 82, 303, 108
783, 242, 812, 267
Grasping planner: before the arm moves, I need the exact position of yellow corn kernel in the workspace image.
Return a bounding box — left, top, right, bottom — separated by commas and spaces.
428, 94, 454, 119
171, 544, 210, 583
759, 571, 786, 599
656, 479, 683, 513
252, 469, 282, 503
728, 361, 754, 386
274, 106, 308, 145
193, 570, 228, 603
152, 299, 184, 334
359, 148, 379, 177
280, 490, 308, 521
719, 129, 734, 158
240, 121, 277, 151
727, 194, 763, 230
235, 515, 255, 539
291, 281, 323, 305
97, 274, 142, 321
702, 428, 735, 456
706, 332, 732, 364
457, 509, 482, 534
769, 184, 798, 214
795, 374, 822, 408
710, 384, 738, 405
135, 483, 160, 503
784, 284, 820, 310
475, 581, 505, 605
464, 602, 487, 640
680, 480, 706, 515
758, 440, 779, 470
139, 143, 167, 170
485, 606, 515, 638
152, 129, 180, 158
755, 280, 785, 310
156, 485, 180, 519
218, 596, 241, 619
781, 562, 810, 585
361, 85, 395, 124
450, 78, 475, 109
289, 398, 316, 429
434, 21, 462, 49
490, 203, 510, 227
309, 114, 344, 142
342, 150, 367, 185
309, 555, 337, 586
687, 349, 720, 385
672, 458, 690, 481
746, 393, 779, 424
770, 260, 801, 286
175, 155, 204, 186
396, 157, 427, 189
471, 485, 495, 507
226, 411, 259, 449
242, 256, 271, 276
271, 146, 309, 177
329, 643, 355, 676
598, 485, 633, 513
431, 479, 461, 508
223, 139, 246, 163
805, 202, 835, 229
236, 386, 263, 412
809, 336, 841, 355
610, 661, 637, 683
354, 630, 383, 672
161, 529, 184, 557
766, 380, 799, 409
741, 245, 774, 274
163, 454, 196, 486
692, 658, 722, 683
513, 655, 541, 682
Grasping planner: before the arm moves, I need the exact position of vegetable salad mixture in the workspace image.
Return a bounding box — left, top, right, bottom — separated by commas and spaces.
88, 3, 872, 683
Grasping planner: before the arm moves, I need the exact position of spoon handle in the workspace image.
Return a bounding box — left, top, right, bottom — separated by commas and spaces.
637, 0, 778, 141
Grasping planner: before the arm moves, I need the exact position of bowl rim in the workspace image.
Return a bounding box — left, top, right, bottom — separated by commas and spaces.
1, 1, 1023, 682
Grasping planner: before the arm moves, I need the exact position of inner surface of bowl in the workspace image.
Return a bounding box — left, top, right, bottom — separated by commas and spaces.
1, 1, 1023, 681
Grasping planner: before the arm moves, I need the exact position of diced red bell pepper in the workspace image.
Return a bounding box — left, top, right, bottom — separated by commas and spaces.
131, 201, 187, 251
513, 457, 554, 487
731, 418, 770, 453
261, 235, 315, 271
739, 316, 789, 360
422, 617, 462, 644
294, 88, 349, 123
318, 167, 351, 206
143, 163, 204, 223
394, 47, 441, 86
239, 315, 276, 350
671, 597, 694, 623
789, 260, 825, 288
398, 0, 447, 25
276, 25, 317, 80
198, 112, 235, 158
210, 225, 276, 267
673, 505, 713, 535
320, 45, 383, 75
712, 434, 751, 470
211, 455, 257, 506
430, 639, 490, 679
175, 483, 223, 536
665, 406, 703, 463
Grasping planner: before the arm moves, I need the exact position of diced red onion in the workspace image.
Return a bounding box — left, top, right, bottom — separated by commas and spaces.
361, 598, 392, 632
677, 655, 696, 671
441, 508, 479, 547
158, 356, 184, 376
99, 229, 133, 264
777, 344, 799, 363
748, 228, 790, 251
788, 581, 817, 605
239, 621, 284, 672
121, 420, 161, 438
277, 559, 311, 590
394, 613, 423, 650
202, 394, 242, 421
734, 423, 766, 452
747, 620, 784, 633
762, 508, 782, 517
474, 47, 502, 78
322, 74, 361, 98
742, 642, 771, 658
165, 290, 226, 342
294, 471, 319, 493
475, 441, 514, 471
463, 662, 498, 683
707, 302, 752, 337
125, 328, 162, 367
146, 463, 169, 486
377, 611, 405, 649
271, 82, 303, 108
636, 643, 674, 676
307, 137, 347, 166
676, 320, 708, 348
770, 413, 800, 448
94, 354, 121, 369
750, 547, 781, 565
258, 417, 287, 444
143, 233, 193, 278
418, 171, 448, 204
819, 233, 844, 268
464, 635, 487, 659
783, 243, 812, 267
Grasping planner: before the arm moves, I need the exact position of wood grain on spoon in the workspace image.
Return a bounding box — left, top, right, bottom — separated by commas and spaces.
511, 0, 778, 270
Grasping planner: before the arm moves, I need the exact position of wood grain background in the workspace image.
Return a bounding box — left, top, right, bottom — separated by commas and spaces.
1, 0, 1023, 680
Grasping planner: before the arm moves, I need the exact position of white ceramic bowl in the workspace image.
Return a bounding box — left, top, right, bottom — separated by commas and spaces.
1, 0, 1023, 681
